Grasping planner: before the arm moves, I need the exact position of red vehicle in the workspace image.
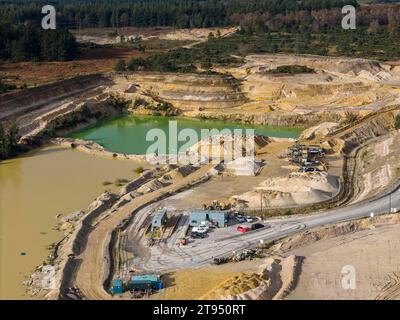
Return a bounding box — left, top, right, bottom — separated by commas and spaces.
236, 225, 250, 233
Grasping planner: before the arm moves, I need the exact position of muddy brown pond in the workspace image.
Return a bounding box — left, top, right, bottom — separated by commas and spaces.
0, 146, 148, 299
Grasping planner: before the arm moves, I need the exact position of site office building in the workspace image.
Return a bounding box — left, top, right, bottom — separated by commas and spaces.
189, 210, 228, 228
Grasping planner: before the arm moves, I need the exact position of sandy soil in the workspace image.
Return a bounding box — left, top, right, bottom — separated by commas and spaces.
285, 220, 400, 300
71, 27, 237, 44
200, 255, 303, 300
152, 259, 263, 300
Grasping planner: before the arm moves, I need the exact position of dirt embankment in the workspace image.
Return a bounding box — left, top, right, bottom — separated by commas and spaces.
19, 94, 125, 146
352, 130, 400, 203
0, 74, 110, 123
108, 53, 400, 126
332, 108, 400, 154
0, 73, 126, 150
113, 72, 248, 111
201, 255, 304, 300
110, 71, 347, 127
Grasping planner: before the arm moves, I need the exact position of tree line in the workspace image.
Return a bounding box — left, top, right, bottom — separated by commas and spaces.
0, 23, 78, 61
0, 0, 355, 29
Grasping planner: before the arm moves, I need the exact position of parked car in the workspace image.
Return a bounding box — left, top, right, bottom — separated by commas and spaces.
246, 216, 257, 223
199, 221, 211, 230
237, 225, 250, 233
236, 214, 246, 223
251, 223, 264, 230
192, 226, 207, 234
299, 167, 320, 173
191, 232, 205, 239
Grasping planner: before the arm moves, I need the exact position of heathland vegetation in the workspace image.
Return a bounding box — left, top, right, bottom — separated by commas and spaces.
2, 0, 400, 67
114, 25, 400, 74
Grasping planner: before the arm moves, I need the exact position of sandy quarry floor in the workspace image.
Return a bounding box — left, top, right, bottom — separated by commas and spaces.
285, 221, 400, 300
154, 140, 302, 210
151, 259, 264, 300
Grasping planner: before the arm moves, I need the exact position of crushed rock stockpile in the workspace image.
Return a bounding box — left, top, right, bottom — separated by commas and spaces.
300, 122, 339, 140
234, 172, 339, 208
187, 134, 273, 162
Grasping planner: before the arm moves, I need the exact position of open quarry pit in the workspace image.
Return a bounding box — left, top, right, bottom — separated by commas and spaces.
2, 53, 400, 301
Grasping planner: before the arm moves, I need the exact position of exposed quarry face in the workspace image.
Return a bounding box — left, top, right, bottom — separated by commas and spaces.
114, 73, 248, 110
109, 54, 400, 128
3, 53, 400, 145
217, 54, 400, 121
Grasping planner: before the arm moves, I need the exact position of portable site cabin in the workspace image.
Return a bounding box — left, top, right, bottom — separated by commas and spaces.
112, 279, 124, 294
151, 209, 168, 231
128, 275, 163, 291
189, 210, 228, 228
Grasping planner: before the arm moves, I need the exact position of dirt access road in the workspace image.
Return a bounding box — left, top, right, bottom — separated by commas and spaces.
74, 164, 214, 300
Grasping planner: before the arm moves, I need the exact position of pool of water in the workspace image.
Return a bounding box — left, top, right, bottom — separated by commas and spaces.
0, 146, 150, 299
70, 115, 302, 154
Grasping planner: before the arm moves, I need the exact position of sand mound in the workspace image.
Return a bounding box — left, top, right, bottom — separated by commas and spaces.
234, 172, 338, 207
225, 157, 262, 176
188, 134, 272, 161
300, 122, 338, 140
201, 255, 303, 300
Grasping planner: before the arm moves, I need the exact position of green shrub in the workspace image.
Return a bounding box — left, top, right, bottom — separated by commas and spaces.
114, 59, 126, 72
395, 114, 400, 129
114, 178, 129, 186
134, 166, 144, 174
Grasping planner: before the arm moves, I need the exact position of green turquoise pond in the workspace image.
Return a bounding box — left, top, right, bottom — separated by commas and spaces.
69, 115, 302, 154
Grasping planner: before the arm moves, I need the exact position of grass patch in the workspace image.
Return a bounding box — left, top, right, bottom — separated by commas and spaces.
395, 114, 400, 129
133, 166, 144, 174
